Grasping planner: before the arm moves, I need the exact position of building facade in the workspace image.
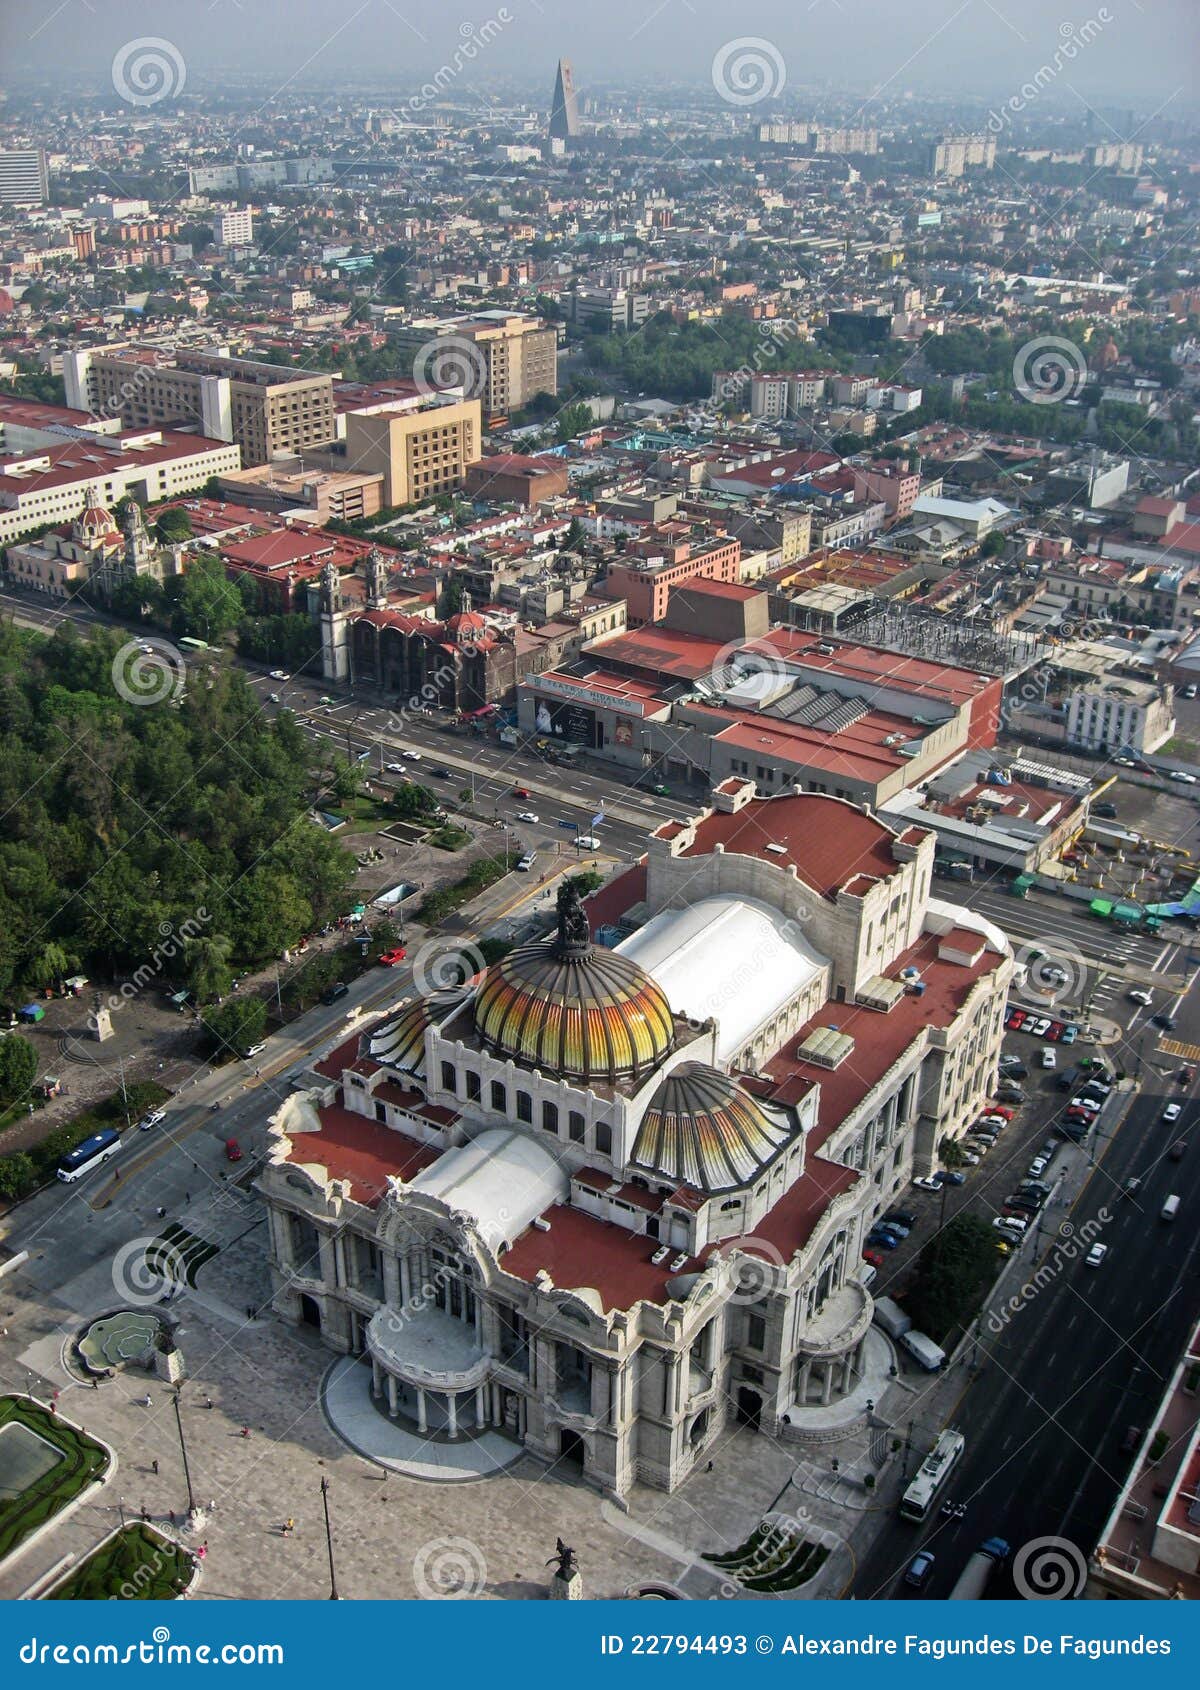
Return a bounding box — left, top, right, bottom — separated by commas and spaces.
259, 788, 1010, 1495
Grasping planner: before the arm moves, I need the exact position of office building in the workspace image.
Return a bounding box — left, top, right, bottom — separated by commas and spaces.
342, 396, 481, 507
0, 148, 48, 205
213, 207, 254, 249
64, 346, 336, 467
549, 58, 580, 140
391, 313, 558, 418
927, 136, 996, 178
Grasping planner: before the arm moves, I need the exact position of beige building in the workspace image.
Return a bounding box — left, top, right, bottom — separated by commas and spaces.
342, 396, 481, 508
64, 346, 336, 467
391, 312, 558, 418
259, 786, 1010, 1496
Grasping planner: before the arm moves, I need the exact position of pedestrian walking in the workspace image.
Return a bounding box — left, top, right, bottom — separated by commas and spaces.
151, 1458, 159, 1475
283, 1517, 294, 1537
205, 1395, 214, 1410
91, 1378, 99, 1390
140, 1506, 150, 1523
140, 1393, 153, 1407
240, 1425, 250, 1438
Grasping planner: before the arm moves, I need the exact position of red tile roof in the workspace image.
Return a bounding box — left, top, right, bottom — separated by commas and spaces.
680, 792, 900, 899
282, 1102, 439, 1206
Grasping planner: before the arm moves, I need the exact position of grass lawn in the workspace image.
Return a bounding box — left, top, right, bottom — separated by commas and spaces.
0, 1397, 109, 1565
48, 1524, 194, 1600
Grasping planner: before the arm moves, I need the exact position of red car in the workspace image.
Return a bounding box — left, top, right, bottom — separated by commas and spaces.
512, 786, 532, 798
862, 1247, 885, 1267
225, 1138, 243, 1163
1046, 1021, 1064, 1042
988, 1104, 1015, 1120
378, 948, 408, 966
1006, 1009, 1026, 1031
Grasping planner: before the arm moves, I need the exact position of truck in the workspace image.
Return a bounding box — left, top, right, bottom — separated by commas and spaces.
871, 1296, 912, 1342
498, 726, 520, 747
900, 1330, 946, 1372
948, 1537, 1010, 1599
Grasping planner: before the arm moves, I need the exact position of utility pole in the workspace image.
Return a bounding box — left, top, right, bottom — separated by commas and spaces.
320, 1476, 340, 1600
172, 1386, 196, 1518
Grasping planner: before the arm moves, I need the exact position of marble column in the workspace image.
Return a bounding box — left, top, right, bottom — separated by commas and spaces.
475, 1385, 486, 1428
447, 1392, 459, 1440
417, 1388, 428, 1434
386, 1374, 399, 1418
797, 1359, 812, 1405
398, 1255, 411, 1306
822, 1361, 834, 1405
371, 1357, 382, 1399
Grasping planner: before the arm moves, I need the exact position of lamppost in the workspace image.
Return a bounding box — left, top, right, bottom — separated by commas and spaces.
171, 1386, 196, 1518
320, 1476, 339, 1600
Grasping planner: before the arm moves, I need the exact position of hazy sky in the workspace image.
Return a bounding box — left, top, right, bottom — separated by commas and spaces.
2, 0, 1196, 107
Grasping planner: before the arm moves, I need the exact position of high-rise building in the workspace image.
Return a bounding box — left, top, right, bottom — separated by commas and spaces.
63, 345, 335, 467
213, 207, 254, 249
549, 58, 579, 140
342, 396, 482, 507
927, 135, 996, 178
392, 312, 558, 418
0, 148, 49, 205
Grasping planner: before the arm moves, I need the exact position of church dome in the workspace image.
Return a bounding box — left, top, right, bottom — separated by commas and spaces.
473, 884, 674, 1082
365, 989, 470, 1079
632, 1062, 793, 1192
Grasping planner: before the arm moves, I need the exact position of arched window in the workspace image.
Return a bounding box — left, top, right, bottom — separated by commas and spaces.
516, 1089, 532, 1123
490, 1080, 506, 1113
595, 1120, 612, 1155
542, 1101, 559, 1134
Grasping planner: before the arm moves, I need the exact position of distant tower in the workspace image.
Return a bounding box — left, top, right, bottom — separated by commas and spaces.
364, 546, 389, 607
122, 499, 154, 575
319, 559, 349, 681
549, 58, 579, 141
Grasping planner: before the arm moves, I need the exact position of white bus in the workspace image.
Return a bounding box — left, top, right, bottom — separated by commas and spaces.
898, 1428, 966, 1522
57, 1127, 122, 1183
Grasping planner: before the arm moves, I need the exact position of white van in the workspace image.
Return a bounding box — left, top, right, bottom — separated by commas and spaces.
900, 1330, 946, 1371
1161, 1194, 1180, 1221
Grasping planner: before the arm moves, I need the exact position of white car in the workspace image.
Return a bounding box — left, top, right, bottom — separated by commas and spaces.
516, 851, 537, 872
386, 763, 406, 774
269, 670, 288, 681
913, 1176, 941, 1192
994, 1215, 1028, 1236
1043, 965, 1069, 986
1085, 1242, 1108, 1268
1027, 1155, 1050, 1178
574, 835, 601, 850
1163, 1102, 1182, 1123
1114, 755, 1135, 767
138, 1109, 167, 1132
1169, 770, 1198, 784
403, 749, 421, 760
1069, 1096, 1102, 1114
1028, 1017, 1052, 1037
1127, 988, 1153, 1006
515, 810, 539, 824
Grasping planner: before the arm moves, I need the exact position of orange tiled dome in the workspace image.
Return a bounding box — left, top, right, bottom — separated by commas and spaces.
473, 883, 674, 1081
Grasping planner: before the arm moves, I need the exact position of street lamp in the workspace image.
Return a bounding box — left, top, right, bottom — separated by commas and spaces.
171, 1386, 196, 1517
320, 1476, 340, 1600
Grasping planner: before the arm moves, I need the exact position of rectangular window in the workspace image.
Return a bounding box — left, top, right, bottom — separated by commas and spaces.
569, 1111, 585, 1143
516, 1090, 532, 1123
491, 1080, 507, 1112
595, 1121, 612, 1155
746, 1313, 766, 1351
542, 1101, 558, 1134
441, 1062, 456, 1092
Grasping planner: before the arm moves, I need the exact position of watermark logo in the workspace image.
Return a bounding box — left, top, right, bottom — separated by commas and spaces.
987, 13, 1112, 134
112, 38, 187, 107
411, 939, 487, 996
1012, 1534, 1089, 1599
708, 635, 792, 700
112, 637, 186, 708
111, 1236, 188, 1306
1013, 336, 1088, 405
712, 38, 786, 106
706, 1236, 787, 1304
1013, 939, 1086, 1006
412, 1535, 488, 1598
987, 1208, 1111, 1334
412, 334, 489, 400
392, 12, 513, 122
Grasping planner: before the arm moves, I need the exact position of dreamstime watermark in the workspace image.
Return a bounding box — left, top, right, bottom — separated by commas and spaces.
411, 333, 489, 400
111, 637, 187, 708
1013, 335, 1088, 405
412, 1535, 488, 1598
987, 13, 1112, 135
100, 909, 211, 1016
987, 1209, 1112, 1334
708, 633, 793, 700
711, 38, 786, 107
1012, 1534, 1089, 1599
1013, 938, 1087, 1005
112, 38, 187, 107
111, 1235, 189, 1306
89, 347, 175, 427
702, 317, 804, 423
410, 938, 487, 995
393, 13, 513, 123
706, 1235, 787, 1304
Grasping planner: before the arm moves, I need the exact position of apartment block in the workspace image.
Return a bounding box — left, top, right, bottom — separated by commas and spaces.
927, 135, 996, 177
64, 346, 336, 467
342, 396, 481, 507
0, 148, 48, 205
390, 312, 558, 417
213, 207, 255, 249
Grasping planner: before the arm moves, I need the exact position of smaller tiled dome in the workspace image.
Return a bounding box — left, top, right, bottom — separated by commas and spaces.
366, 990, 468, 1079
632, 1063, 793, 1192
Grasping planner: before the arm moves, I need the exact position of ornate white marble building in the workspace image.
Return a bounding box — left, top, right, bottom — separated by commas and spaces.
259, 782, 1011, 1495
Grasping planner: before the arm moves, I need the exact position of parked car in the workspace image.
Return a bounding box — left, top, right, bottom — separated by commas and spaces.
1068, 1096, 1102, 1115
994, 1216, 1028, 1237
862, 1248, 885, 1267
1040, 1049, 1057, 1069
905, 1551, 936, 1590
321, 982, 349, 1006
882, 1210, 917, 1230
866, 1229, 901, 1251
1027, 1155, 1050, 1179
913, 1176, 941, 1193
935, 1169, 966, 1186
996, 1086, 1026, 1104
1005, 1009, 1027, 1031
377, 948, 408, 966
873, 1219, 910, 1239
516, 852, 537, 872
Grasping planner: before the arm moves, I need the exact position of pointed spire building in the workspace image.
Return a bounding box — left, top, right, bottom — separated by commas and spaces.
548, 58, 579, 140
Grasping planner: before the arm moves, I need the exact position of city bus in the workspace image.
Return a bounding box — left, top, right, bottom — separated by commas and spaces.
898, 1428, 966, 1522
57, 1127, 123, 1183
